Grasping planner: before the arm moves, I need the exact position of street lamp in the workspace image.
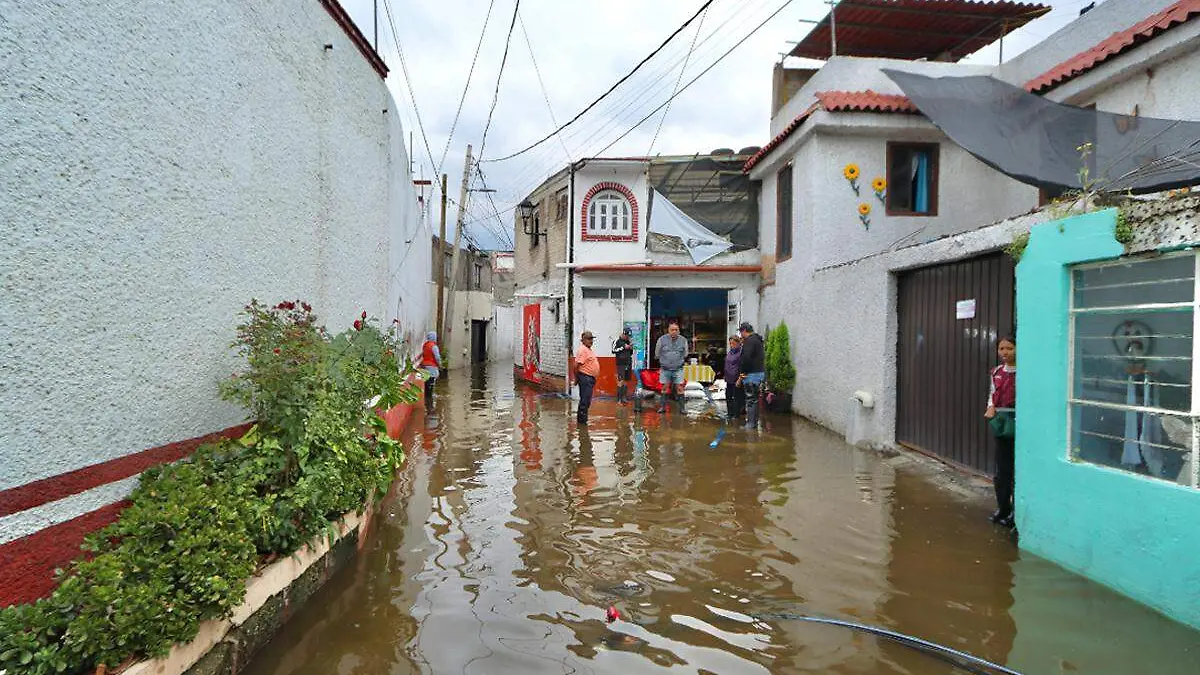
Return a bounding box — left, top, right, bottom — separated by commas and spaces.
518, 199, 541, 237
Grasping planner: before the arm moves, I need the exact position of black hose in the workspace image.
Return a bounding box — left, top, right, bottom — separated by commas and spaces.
753, 613, 1023, 675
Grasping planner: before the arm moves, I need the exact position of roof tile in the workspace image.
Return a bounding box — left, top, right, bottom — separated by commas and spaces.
1025, 0, 1200, 93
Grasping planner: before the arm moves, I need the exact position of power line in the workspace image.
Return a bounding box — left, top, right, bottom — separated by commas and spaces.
484, 0, 718, 163
477, 0, 522, 163
648, 2, 711, 156
381, 0, 438, 183
595, 0, 797, 158
517, 9, 572, 164
436, 0, 498, 177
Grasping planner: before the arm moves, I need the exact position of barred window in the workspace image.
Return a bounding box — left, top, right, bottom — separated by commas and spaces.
1070, 253, 1198, 487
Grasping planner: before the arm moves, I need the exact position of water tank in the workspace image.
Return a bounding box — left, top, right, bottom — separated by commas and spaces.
738, 146, 762, 156
710, 148, 735, 157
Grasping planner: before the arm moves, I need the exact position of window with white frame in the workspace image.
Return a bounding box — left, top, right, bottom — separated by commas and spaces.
587, 190, 632, 236
1069, 253, 1199, 488
582, 287, 640, 300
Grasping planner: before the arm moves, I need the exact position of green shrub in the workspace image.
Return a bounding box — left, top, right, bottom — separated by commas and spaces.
765, 323, 796, 394
0, 300, 416, 675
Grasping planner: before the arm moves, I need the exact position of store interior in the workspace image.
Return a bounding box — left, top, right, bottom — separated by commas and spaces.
646, 288, 730, 372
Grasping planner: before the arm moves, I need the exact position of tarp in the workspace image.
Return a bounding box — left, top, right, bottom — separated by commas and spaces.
649, 156, 758, 247
883, 70, 1200, 194
647, 189, 733, 264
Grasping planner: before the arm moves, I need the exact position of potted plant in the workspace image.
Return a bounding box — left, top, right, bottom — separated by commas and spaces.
764, 323, 796, 413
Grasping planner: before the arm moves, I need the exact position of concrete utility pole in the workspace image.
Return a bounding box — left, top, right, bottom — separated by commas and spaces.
442, 144, 473, 365
436, 173, 448, 343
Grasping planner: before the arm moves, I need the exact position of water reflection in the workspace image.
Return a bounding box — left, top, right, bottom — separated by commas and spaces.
243, 364, 1200, 675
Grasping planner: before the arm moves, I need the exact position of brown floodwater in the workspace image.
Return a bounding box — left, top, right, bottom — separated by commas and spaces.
243, 365, 1200, 675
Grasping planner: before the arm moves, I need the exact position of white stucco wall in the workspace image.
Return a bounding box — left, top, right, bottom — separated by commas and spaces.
0, 0, 429, 521
491, 304, 516, 362
1051, 33, 1200, 120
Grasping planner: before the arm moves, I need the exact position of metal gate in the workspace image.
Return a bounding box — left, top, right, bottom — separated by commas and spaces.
896, 253, 1015, 474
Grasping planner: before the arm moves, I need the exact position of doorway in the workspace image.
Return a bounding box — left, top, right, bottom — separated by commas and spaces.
647, 288, 730, 372
896, 253, 1015, 474
470, 320, 489, 364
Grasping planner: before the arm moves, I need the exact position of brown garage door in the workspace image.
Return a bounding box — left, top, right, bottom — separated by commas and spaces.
897, 253, 1015, 474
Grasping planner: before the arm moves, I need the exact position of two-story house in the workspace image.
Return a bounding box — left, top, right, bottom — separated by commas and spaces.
751, 0, 1200, 474
513, 153, 762, 396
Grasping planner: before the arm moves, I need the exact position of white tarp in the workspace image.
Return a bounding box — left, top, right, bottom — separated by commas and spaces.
648, 189, 732, 265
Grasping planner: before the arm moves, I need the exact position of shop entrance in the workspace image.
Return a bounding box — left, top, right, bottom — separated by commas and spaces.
647, 288, 730, 374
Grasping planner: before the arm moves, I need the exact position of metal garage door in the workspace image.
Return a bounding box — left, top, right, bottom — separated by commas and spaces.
896, 253, 1015, 474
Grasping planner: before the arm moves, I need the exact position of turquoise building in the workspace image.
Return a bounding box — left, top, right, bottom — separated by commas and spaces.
1017, 207, 1200, 630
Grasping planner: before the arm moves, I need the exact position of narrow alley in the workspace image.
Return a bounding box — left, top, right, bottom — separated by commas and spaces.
242, 366, 1200, 675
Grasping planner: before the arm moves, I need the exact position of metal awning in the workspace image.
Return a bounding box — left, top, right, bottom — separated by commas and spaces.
789, 0, 1051, 62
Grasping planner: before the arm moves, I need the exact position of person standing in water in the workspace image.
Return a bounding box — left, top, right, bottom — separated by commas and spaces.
654, 322, 688, 414
737, 322, 765, 430
612, 328, 634, 405
420, 331, 442, 410
724, 335, 745, 421
574, 331, 600, 425
984, 336, 1017, 528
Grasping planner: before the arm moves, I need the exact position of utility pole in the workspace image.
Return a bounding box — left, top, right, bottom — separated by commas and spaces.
436, 173, 448, 344
373, 0, 378, 50
442, 145, 473, 365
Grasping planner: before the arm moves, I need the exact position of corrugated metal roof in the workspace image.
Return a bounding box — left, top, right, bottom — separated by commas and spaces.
790, 0, 1051, 62
1025, 0, 1200, 93
743, 91, 919, 172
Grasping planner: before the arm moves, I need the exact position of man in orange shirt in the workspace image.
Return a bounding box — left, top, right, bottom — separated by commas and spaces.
574, 331, 599, 425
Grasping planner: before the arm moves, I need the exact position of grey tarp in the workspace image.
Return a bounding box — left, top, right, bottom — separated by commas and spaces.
647, 189, 733, 264
883, 70, 1200, 194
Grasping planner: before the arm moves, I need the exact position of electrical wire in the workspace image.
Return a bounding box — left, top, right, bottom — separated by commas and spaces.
477, 0, 522, 164
517, 9, 573, 164
436, 0, 498, 178
380, 0, 438, 186
648, 1, 712, 156
484, 0, 718, 163
592, 0, 797, 159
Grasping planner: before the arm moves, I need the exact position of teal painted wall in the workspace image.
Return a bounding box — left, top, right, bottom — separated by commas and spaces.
1016, 208, 1200, 630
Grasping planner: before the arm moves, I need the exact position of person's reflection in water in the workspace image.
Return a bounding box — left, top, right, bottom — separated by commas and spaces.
573, 428, 599, 499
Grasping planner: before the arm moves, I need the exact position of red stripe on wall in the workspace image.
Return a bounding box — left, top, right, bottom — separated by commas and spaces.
0, 501, 129, 607
0, 423, 253, 518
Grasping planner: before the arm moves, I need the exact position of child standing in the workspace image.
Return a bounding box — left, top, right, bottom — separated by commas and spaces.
984, 336, 1017, 528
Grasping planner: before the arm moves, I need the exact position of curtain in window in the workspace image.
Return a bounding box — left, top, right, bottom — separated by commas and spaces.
914, 152, 930, 214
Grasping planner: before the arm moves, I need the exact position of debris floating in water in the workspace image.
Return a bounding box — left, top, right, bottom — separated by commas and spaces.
606, 606, 620, 623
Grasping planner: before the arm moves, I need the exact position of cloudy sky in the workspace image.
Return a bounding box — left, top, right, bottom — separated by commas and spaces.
339, 0, 1106, 250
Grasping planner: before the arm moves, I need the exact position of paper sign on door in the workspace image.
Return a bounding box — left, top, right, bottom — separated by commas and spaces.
956, 299, 976, 320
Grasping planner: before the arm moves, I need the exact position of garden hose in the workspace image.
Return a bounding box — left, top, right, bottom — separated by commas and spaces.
753, 613, 1023, 675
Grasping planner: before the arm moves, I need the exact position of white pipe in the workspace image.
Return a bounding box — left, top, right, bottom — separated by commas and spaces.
555, 259, 652, 269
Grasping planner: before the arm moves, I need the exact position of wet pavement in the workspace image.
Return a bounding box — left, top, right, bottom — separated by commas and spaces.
243, 365, 1200, 675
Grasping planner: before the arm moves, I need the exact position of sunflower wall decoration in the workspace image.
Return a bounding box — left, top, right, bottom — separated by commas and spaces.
871, 176, 887, 204
843, 163, 861, 195
858, 202, 872, 229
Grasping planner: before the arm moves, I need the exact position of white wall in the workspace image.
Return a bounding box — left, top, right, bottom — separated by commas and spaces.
572, 161, 650, 265
1057, 35, 1200, 120
0, 0, 429, 532
491, 304, 516, 362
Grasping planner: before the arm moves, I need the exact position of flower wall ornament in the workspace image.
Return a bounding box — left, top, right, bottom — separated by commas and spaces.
858, 202, 872, 230
843, 163, 861, 195
871, 176, 887, 204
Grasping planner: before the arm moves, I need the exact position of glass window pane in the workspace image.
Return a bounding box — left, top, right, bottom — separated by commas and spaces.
1071, 402, 1193, 484
1074, 255, 1194, 309
1073, 309, 1193, 411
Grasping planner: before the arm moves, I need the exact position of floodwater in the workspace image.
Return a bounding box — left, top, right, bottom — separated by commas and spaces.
244, 365, 1200, 675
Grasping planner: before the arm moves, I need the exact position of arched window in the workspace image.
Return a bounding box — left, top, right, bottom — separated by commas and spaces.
587, 190, 632, 236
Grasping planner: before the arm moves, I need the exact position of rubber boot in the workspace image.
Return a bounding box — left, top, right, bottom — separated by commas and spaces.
617, 382, 627, 405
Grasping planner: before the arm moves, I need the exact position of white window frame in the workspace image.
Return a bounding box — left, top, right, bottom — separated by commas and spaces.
587, 190, 632, 236
1067, 250, 1200, 488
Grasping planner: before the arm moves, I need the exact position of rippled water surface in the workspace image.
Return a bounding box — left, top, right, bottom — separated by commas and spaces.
244, 365, 1200, 675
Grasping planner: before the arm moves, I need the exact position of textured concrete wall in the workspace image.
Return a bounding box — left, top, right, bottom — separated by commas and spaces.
0, 0, 429, 531
1073, 38, 1200, 119
1016, 208, 1200, 631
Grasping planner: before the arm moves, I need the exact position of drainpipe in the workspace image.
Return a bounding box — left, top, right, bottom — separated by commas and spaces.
565, 162, 577, 395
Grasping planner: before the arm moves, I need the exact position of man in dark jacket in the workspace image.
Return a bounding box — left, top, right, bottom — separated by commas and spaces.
612, 328, 634, 404
737, 322, 765, 430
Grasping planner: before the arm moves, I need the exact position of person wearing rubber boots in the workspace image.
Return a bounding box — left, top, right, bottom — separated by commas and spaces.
737, 322, 765, 430
574, 331, 599, 426
654, 322, 688, 414
612, 328, 634, 405
420, 331, 442, 411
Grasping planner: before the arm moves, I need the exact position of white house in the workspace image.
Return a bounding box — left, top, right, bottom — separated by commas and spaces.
752, 0, 1200, 473
513, 154, 762, 396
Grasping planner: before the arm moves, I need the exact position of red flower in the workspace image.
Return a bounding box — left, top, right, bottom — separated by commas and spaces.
353, 320, 363, 331
273, 348, 281, 354
301, 302, 312, 313
361, 311, 368, 320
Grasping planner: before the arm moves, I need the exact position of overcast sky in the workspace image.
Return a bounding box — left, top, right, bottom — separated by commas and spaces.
340, 0, 1106, 250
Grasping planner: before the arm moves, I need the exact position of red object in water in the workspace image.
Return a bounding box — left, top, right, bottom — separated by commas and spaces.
606, 606, 620, 623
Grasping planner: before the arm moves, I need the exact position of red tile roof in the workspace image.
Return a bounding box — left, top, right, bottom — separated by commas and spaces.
790, 0, 1051, 62
1025, 0, 1200, 93
742, 91, 918, 173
